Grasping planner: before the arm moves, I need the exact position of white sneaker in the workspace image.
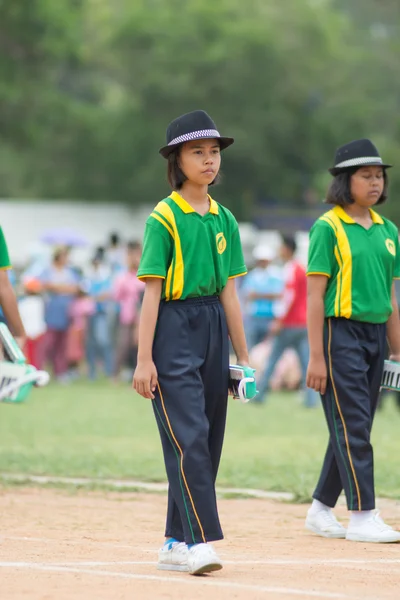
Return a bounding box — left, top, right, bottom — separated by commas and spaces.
305, 509, 346, 539
157, 541, 189, 572
187, 543, 223, 576
346, 512, 400, 543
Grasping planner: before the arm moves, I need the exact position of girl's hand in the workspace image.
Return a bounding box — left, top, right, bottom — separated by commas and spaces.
389, 353, 400, 363
306, 356, 328, 395
133, 360, 158, 399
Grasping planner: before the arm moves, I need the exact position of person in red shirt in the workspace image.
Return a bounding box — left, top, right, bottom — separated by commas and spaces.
256, 235, 318, 408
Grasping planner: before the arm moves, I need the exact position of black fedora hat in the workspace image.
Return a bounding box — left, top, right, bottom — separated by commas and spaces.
329, 138, 392, 175
159, 110, 234, 158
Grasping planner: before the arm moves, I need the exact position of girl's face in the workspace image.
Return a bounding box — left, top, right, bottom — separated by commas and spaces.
350, 166, 384, 207
178, 138, 221, 185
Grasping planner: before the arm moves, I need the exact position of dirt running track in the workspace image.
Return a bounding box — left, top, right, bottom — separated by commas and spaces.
1, 489, 400, 599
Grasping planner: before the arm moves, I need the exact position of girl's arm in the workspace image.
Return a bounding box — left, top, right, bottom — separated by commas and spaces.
0, 271, 26, 345
387, 282, 400, 360
133, 278, 162, 399
220, 279, 249, 365
306, 275, 328, 394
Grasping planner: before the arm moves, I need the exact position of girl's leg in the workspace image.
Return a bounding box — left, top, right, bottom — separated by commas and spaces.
152, 299, 225, 545
313, 441, 343, 508
200, 301, 229, 481
164, 300, 229, 544
367, 323, 387, 420
165, 487, 185, 542
314, 319, 375, 512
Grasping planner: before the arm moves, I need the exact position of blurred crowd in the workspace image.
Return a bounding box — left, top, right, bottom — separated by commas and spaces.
240, 234, 317, 408
6, 230, 317, 404
8, 233, 144, 384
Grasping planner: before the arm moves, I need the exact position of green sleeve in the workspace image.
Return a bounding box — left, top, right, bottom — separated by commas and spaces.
229, 221, 247, 278
0, 228, 11, 269
394, 230, 400, 279
137, 219, 173, 280
307, 220, 335, 277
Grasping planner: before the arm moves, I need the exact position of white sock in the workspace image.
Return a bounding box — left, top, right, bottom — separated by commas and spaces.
309, 499, 331, 515
349, 510, 373, 527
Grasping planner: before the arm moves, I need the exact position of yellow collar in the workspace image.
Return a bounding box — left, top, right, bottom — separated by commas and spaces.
333, 205, 383, 225
170, 191, 219, 215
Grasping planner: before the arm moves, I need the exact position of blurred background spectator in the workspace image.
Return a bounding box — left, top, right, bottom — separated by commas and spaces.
241, 245, 283, 350
113, 241, 144, 382
251, 235, 318, 408
85, 249, 114, 380
40, 247, 81, 383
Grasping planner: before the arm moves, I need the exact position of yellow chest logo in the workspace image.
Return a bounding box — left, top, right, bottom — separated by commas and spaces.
386, 239, 396, 257
216, 232, 227, 254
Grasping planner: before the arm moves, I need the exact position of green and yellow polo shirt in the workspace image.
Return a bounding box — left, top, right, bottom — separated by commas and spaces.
0, 228, 11, 270
307, 205, 400, 324
138, 191, 247, 300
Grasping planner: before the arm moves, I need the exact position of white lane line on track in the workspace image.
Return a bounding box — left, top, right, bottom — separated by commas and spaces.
3, 540, 400, 567
0, 562, 361, 599
26, 559, 400, 567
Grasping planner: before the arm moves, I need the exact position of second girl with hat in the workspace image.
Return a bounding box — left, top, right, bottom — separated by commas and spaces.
305, 138, 400, 543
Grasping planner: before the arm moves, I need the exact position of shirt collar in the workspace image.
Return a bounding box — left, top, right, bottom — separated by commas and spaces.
333, 205, 384, 225
170, 191, 219, 215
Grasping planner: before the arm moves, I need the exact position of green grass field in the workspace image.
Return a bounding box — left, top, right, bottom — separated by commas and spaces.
0, 380, 399, 501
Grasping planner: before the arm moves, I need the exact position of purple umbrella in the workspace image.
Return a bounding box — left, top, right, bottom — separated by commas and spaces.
40, 227, 88, 247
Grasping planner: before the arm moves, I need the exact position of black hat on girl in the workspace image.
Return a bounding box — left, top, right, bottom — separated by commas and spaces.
159, 110, 234, 158
329, 139, 392, 176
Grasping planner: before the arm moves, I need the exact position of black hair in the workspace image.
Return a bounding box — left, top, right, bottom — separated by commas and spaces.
127, 240, 141, 251
326, 168, 388, 206
167, 146, 221, 190
281, 234, 297, 254
109, 232, 120, 246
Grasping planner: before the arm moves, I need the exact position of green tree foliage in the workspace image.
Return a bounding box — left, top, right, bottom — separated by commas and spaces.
0, 0, 400, 221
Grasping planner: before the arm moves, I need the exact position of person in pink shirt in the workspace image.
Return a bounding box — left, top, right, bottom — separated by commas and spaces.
113, 241, 145, 379
256, 235, 318, 408
67, 288, 95, 378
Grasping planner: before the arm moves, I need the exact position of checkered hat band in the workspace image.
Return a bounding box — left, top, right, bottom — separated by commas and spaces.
168, 129, 220, 146
335, 156, 383, 169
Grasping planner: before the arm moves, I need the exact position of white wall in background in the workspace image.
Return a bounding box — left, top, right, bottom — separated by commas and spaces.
0, 200, 153, 268
0, 200, 310, 269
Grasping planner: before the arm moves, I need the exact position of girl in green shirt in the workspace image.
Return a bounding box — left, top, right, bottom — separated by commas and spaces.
306, 139, 400, 544
133, 110, 249, 574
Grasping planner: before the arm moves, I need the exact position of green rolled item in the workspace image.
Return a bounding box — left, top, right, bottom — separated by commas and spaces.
229, 364, 258, 403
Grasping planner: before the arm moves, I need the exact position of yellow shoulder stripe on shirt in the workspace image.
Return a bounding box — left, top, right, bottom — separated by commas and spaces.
150, 211, 174, 238
152, 201, 184, 301
319, 209, 352, 318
